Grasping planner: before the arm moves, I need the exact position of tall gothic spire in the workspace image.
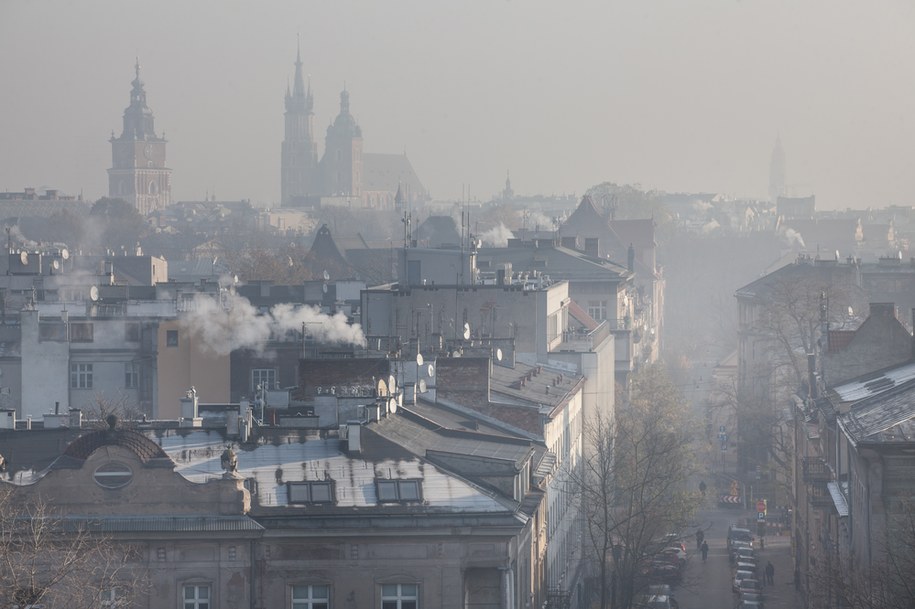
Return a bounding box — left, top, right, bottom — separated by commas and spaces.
286, 37, 312, 114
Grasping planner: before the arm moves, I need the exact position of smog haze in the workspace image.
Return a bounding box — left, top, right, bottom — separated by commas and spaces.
2, 0, 914, 208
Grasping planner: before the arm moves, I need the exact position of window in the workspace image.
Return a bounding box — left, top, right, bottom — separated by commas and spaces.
125, 322, 141, 342
38, 321, 67, 342
69, 321, 94, 342
166, 330, 179, 347
183, 584, 210, 609
381, 584, 418, 609
70, 363, 93, 389
375, 479, 422, 503
125, 362, 139, 389
292, 584, 329, 609
288, 481, 335, 504
252, 368, 277, 392
94, 462, 133, 489
587, 300, 608, 322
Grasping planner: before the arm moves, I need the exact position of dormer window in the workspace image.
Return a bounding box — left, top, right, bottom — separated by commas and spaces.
287, 481, 335, 504
376, 479, 422, 503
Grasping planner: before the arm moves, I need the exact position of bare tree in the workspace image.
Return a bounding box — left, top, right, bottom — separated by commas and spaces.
810, 499, 915, 609
579, 364, 700, 609
0, 486, 146, 608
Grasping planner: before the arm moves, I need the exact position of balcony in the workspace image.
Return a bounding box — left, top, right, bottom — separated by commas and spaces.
802, 457, 832, 483
807, 481, 833, 509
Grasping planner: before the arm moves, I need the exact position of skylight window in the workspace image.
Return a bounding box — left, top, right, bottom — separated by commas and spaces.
287, 481, 335, 504
376, 479, 423, 503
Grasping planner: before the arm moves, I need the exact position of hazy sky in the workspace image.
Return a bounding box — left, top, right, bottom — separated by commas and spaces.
2, 0, 914, 209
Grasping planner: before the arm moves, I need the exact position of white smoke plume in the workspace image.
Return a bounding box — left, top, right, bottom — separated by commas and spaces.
479, 222, 515, 247
181, 292, 365, 355
781, 228, 806, 248
525, 211, 557, 231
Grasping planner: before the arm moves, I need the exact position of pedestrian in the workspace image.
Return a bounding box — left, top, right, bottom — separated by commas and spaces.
695, 528, 704, 550
699, 480, 707, 497
766, 561, 775, 585
700, 540, 708, 562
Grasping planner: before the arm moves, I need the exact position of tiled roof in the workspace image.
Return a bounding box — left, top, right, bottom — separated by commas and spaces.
62, 429, 173, 465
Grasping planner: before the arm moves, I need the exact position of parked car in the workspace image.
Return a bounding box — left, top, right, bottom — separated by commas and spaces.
736, 579, 763, 596
732, 547, 755, 564
740, 591, 764, 605
660, 546, 688, 565
728, 525, 754, 549
732, 570, 756, 592
734, 560, 758, 574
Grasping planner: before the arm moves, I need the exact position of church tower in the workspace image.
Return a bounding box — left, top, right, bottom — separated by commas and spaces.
321, 88, 363, 198
108, 60, 171, 215
769, 135, 786, 202
281, 40, 318, 206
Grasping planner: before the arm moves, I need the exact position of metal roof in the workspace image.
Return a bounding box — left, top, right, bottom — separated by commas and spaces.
831, 360, 915, 403
157, 428, 512, 513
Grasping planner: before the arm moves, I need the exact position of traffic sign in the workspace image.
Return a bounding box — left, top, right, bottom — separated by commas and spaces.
757, 512, 765, 521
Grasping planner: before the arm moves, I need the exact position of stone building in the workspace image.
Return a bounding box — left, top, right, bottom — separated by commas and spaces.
108, 61, 171, 215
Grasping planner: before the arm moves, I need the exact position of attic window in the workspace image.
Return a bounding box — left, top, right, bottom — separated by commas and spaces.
287, 481, 335, 504
94, 462, 133, 489
376, 479, 422, 503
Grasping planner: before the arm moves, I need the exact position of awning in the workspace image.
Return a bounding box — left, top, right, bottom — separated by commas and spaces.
827, 481, 849, 517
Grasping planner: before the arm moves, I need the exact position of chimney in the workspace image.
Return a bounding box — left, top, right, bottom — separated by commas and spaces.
346, 421, 362, 453
179, 387, 202, 428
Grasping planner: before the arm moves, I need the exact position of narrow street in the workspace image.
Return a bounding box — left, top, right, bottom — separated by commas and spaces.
672, 351, 803, 609
672, 499, 802, 609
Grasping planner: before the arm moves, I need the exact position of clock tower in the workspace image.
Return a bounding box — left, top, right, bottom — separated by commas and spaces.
108, 60, 171, 215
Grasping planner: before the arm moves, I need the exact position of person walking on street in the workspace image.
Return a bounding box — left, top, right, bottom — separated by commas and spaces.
700, 540, 708, 562
695, 528, 704, 550
699, 480, 707, 497
766, 561, 775, 585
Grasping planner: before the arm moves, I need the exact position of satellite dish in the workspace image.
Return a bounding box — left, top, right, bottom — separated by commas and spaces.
427, 364, 434, 377
416, 353, 424, 367
452, 350, 461, 358
323, 270, 330, 281
322, 283, 328, 294
388, 397, 398, 414
388, 375, 397, 393
60, 248, 70, 260
19, 251, 28, 265
463, 322, 471, 340
377, 378, 388, 397
496, 348, 503, 362
418, 379, 427, 393
51, 259, 60, 270
89, 286, 99, 302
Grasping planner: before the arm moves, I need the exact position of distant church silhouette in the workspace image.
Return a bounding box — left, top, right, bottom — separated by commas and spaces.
280, 40, 426, 210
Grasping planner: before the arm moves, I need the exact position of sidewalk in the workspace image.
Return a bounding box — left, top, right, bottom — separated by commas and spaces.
748, 524, 803, 609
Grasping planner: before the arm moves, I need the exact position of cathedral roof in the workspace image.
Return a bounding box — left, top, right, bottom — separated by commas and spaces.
362, 153, 426, 199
